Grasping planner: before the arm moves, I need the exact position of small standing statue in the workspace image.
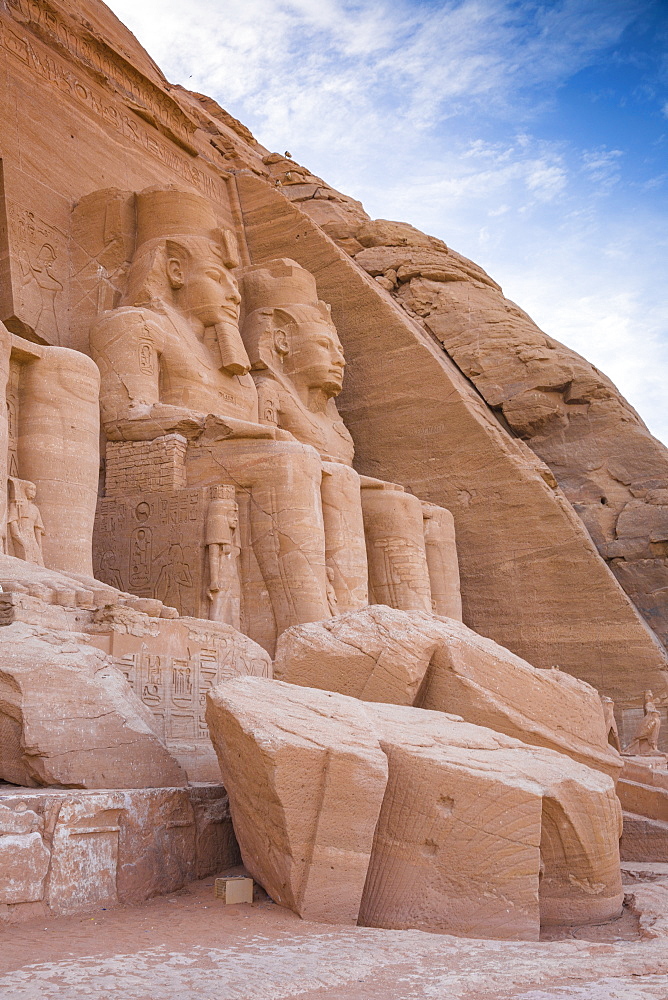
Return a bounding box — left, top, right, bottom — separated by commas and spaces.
600, 696, 621, 753
205, 485, 241, 629
7, 477, 45, 566
325, 566, 339, 616
625, 690, 664, 756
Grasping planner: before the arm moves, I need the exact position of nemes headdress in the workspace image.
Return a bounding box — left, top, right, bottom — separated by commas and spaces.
135, 186, 239, 266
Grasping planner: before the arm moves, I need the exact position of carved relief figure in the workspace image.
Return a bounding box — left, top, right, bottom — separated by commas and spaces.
155, 543, 193, 610
625, 690, 663, 755
601, 696, 621, 753
205, 485, 241, 629
7, 477, 45, 565
90, 190, 331, 647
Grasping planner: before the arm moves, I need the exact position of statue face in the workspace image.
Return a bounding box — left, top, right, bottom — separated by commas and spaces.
283, 318, 345, 397
170, 249, 241, 328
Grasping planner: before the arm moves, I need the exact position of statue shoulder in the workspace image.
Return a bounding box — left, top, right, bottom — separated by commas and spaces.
90, 306, 166, 352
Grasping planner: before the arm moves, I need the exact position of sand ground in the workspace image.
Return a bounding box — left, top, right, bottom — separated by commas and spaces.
1, 863, 667, 999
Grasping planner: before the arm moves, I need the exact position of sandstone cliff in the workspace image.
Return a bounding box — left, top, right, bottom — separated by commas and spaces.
1, 0, 666, 710
260, 155, 668, 654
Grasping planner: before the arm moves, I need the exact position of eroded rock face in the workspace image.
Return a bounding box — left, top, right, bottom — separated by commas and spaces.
0, 784, 237, 920
206, 676, 623, 940
0, 622, 185, 788
365, 701, 623, 936
333, 218, 668, 655
274, 606, 621, 778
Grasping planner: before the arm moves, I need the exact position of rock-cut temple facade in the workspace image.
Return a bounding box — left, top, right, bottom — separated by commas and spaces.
0, 0, 666, 941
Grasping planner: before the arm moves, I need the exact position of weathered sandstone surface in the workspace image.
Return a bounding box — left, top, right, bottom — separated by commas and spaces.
207, 676, 623, 939
0, 622, 185, 788
269, 165, 668, 659
274, 606, 621, 777
0, 783, 237, 921
0, 0, 665, 938
0, 0, 666, 711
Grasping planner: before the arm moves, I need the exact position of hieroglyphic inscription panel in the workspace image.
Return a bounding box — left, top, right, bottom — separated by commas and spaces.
95, 488, 211, 618
89, 618, 271, 743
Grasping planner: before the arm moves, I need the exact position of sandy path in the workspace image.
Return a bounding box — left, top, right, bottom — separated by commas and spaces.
1, 871, 667, 999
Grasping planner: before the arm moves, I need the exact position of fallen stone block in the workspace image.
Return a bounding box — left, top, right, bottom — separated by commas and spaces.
206, 677, 388, 924
275, 607, 620, 777
360, 701, 622, 938
206, 677, 623, 939
0, 622, 185, 788
274, 605, 439, 704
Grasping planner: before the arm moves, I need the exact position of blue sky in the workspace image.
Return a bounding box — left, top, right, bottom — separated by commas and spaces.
105, 0, 668, 444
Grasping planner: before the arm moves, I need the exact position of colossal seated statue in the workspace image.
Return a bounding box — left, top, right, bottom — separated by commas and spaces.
240, 258, 462, 619
90, 189, 331, 649
90, 190, 460, 651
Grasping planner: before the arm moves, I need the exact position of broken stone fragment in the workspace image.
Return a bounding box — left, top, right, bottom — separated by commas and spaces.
0, 622, 185, 789
206, 676, 623, 940
274, 606, 621, 778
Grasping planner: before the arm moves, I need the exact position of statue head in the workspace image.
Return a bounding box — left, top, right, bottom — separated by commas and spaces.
123, 188, 241, 332
240, 259, 345, 399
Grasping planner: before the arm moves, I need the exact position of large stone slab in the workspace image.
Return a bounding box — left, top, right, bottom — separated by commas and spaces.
363, 701, 623, 937
0, 622, 185, 788
274, 606, 621, 777
206, 677, 388, 924
206, 677, 623, 940
274, 605, 438, 705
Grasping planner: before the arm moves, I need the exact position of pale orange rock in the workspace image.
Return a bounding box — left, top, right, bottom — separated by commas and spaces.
237, 172, 668, 706
0, 784, 237, 920
0, 622, 185, 788
0, 0, 665, 939
348, 217, 668, 658
206, 677, 623, 939
206, 676, 388, 924
361, 701, 623, 937
274, 605, 439, 704
0, 802, 50, 905
274, 606, 621, 777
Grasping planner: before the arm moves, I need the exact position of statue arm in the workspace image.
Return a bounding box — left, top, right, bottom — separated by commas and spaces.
90, 309, 212, 440
91, 309, 288, 442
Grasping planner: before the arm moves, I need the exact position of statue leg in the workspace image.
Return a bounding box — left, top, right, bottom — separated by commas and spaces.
361, 479, 433, 613
187, 438, 329, 635
17, 347, 100, 575
321, 460, 368, 613
421, 502, 463, 620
